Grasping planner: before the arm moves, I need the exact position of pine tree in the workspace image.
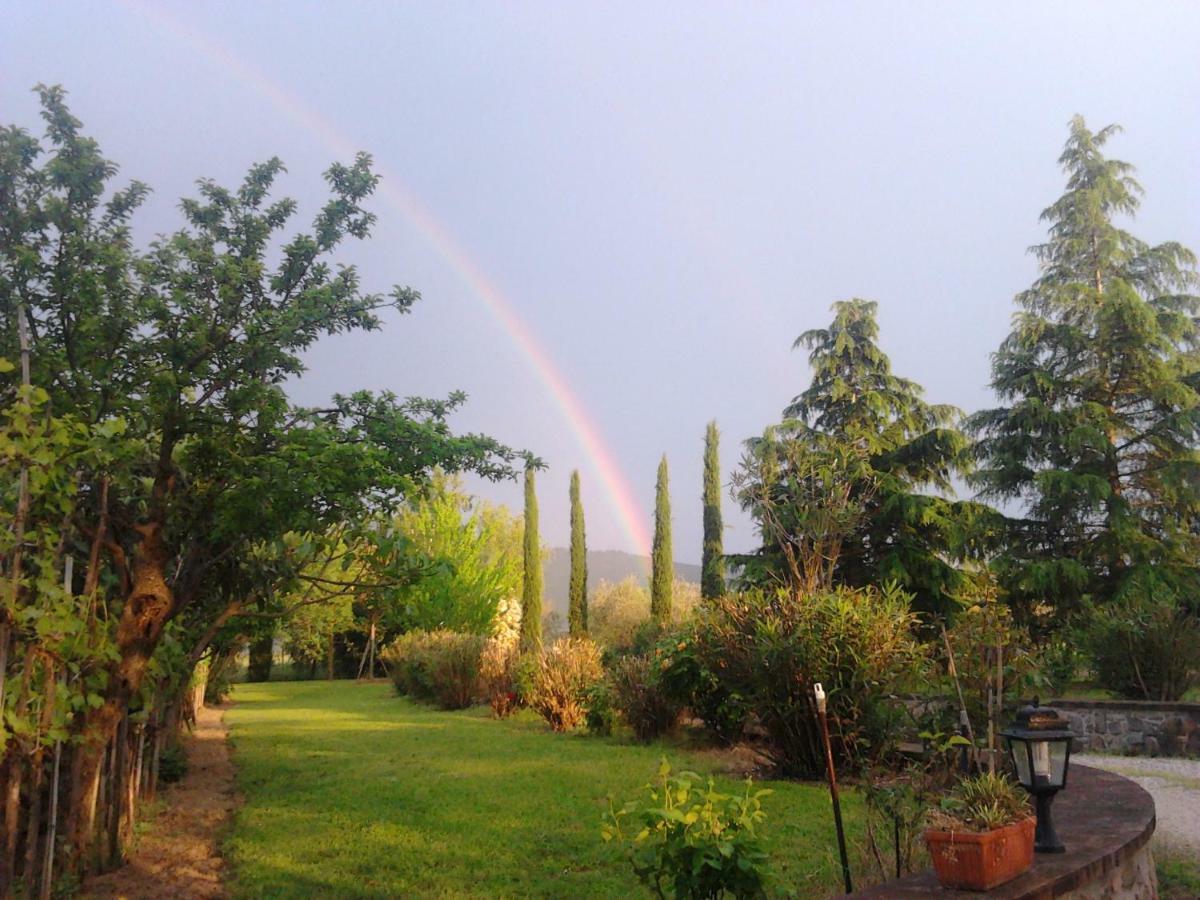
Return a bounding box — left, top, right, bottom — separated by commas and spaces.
971, 118, 1200, 625
520, 465, 543, 653
651, 455, 673, 625
701, 421, 725, 599
568, 469, 588, 636
745, 298, 977, 615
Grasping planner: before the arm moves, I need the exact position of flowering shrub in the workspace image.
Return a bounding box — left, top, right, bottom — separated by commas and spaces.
610, 654, 681, 742
663, 586, 924, 777
602, 759, 772, 899
480, 636, 520, 718
381, 630, 486, 710
528, 637, 604, 731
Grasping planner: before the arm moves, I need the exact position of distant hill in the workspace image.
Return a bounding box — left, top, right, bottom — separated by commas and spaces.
542, 549, 701, 615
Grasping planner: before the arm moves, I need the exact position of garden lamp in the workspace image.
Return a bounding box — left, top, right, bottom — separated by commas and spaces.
1000, 698, 1074, 854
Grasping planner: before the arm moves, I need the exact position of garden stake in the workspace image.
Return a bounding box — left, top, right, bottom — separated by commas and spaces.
814, 683, 852, 894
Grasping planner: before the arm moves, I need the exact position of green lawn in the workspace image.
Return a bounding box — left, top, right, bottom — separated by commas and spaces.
225, 681, 861, 898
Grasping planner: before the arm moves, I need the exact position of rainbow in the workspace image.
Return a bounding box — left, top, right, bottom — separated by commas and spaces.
121, 0, 652, 557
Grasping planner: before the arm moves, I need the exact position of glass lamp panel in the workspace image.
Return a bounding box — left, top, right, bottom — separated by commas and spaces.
1008, 738, 1032, 788
1048, 738, 1069, 787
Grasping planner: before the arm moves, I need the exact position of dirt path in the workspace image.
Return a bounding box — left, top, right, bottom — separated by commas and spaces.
83, 704, 240, 899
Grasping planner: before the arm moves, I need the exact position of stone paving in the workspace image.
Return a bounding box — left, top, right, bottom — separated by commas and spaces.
1074, 753, 1200, 858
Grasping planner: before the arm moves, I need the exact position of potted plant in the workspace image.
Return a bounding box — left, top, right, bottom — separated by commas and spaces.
924, 771, 1035, 891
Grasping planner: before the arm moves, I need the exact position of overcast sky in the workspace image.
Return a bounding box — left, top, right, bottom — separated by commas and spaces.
4, 1, 1199, 562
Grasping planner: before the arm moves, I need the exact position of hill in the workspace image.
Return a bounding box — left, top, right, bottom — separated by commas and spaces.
542, 549, 700, 614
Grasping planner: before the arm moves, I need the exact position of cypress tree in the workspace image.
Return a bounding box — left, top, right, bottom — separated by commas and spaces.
701, 421, 725, 599
971, 117, 1200, 625
651, 455, 673, 625
568, 469, 588, 636
520, 465, 543, 653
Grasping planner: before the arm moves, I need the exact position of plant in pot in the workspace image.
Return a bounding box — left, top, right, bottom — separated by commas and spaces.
924, 771, 1035, 891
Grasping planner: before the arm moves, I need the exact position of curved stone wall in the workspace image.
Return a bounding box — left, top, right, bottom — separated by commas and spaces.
853, 765, 1156, 898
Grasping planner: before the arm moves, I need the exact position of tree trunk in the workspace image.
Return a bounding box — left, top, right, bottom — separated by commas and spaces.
64, 519, 174, 873
248, 632, 274, 683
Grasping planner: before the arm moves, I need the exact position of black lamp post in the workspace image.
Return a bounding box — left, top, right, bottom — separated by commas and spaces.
1000, 698, 1074, 854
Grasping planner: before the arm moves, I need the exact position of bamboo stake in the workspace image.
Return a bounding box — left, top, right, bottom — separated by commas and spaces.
940, 624, 976, 747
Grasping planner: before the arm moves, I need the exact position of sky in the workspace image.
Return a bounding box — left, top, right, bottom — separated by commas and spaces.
3, 2, 1199, 563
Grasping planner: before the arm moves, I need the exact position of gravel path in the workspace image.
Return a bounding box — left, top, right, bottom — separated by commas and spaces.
1075, 754, 1200, 859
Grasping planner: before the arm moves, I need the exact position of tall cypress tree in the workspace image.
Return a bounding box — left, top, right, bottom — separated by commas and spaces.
568, 469, 588, 636
701, 421, 725, 599
520, 465, 543, 653
651, 455, 673, 625
745, 298, 977, 615
971, 118, 1200, 625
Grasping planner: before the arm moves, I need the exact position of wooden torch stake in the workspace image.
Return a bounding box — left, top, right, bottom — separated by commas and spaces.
815, 683, 853, 895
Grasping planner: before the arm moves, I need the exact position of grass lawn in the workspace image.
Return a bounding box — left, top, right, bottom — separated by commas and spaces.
225, 680, 862, 898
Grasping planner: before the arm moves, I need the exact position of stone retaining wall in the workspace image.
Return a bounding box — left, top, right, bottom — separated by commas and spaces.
1050, 698, 1200, 757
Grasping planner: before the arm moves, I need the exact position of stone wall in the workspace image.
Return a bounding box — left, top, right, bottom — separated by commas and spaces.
1059, 844, 1156, 900
1051, 698, 1200, 757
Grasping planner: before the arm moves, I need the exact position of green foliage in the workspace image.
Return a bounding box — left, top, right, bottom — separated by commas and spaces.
701, 422, 725, 600
528, 637, 604, 732
279, 563, 356, 671
381, 630, 486, 710
585, 678, 618, 737
652, 455, 673, 625
926, 772, 1030, 833
941, 586, 1049, 734
2, 86, 524, 870
602, 759, 773, 899
521, 466, 543, 654
1083, 579, 1200, 700
732, 429, 876, 596
1157, 847, 1200, 900
740, 299, 978, 616
971, 118, 1200, 629
609, 654, 681, 742
569, 470, 588, 636
386, 474, 523, 635
157, 744, 190, 785
658, 624, 749, 746
667, 586, 925, 777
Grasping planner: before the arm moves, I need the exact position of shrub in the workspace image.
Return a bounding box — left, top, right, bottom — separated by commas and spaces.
602, 759, 772, 899
528, 637, 604, 731
926, 771, 1030, 833
659, 624, 749, 745
668, 585, 924, 777
585, 678, 617, 736
381, 630, 486, 710
610, 654, 681, 742
384, 630, 437, 700
941, 593, 1048, 735
1085, 588, 1200, 701
157, 744, 189, 784
480, 636, 520, 718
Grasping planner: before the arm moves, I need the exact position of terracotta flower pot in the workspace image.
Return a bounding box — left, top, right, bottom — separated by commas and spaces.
924, 816, 1035, 891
